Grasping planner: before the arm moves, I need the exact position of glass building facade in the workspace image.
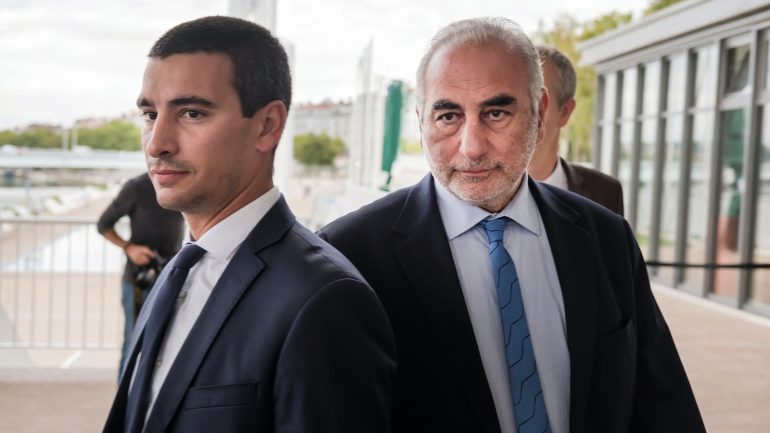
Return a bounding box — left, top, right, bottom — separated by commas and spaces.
581, 0, 770, 316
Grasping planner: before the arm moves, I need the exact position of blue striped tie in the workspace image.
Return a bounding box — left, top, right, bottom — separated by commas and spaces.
480, 218, 551, 433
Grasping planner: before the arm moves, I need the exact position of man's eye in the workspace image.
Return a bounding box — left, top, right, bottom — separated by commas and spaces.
488, 110, 506, 119
438, 112, 458, 122
140, 111, 157, 121
184, 110, 203, 119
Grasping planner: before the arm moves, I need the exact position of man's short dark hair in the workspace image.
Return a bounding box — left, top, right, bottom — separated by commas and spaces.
149, 15, 292, 118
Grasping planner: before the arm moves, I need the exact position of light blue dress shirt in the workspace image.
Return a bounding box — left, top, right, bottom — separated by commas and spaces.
434, 175, 570, 433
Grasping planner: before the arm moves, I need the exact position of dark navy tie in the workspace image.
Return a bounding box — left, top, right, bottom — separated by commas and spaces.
479, 218, 551, 433
123, 243, 206, 433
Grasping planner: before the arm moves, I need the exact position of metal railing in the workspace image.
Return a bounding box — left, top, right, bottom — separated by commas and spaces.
0, 217, 125, 350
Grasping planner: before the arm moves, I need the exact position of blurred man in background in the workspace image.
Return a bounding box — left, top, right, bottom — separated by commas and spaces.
97, 172, 185, 372
529, 45, 624, 215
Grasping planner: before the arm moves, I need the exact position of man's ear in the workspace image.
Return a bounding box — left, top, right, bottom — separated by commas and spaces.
416, 106, 425, 149
559, 98, 576, 127
535, 87, 548, 143
254, 100, 288, 153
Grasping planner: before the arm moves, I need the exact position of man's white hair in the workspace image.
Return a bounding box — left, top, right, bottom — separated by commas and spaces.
415, 17, 544, 116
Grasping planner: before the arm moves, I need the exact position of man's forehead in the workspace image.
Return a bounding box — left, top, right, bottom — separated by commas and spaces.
139, 53, 234, 103
422, 42, 527, 96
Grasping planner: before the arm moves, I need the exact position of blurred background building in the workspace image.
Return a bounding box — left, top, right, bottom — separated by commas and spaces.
580, 0, 770, 315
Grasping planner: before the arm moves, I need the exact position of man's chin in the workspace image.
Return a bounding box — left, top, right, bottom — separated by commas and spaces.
448, 182, 515, 212
155, 192, 185, 212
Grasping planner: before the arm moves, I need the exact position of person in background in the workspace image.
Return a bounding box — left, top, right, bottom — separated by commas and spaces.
321, 17, 704, 433
97, 171, 185, 372
101, 16, 395, 433
529, 44, 624, 215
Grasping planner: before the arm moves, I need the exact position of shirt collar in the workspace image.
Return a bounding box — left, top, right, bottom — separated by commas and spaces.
542, 157, 568, 190
190, 186, 282, 260
434, 174, 541, 240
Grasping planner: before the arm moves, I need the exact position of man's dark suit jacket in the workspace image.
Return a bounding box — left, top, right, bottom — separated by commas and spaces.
103, 197, 396, 433
319, 175, 705, 433
561, 158, 625, 216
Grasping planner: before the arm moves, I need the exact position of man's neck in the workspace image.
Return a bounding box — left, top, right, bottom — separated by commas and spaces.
529, 142, 559, 182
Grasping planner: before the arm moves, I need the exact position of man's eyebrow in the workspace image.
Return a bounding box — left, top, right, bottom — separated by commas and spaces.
480, 94, 516, 108
136, 97, 151, 108
135, 96, 216, 108
169, 96, 216, 108
432, 99, 461, 111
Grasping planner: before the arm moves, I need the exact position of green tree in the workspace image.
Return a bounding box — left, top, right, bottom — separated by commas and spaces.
77, 120, 140, 150
579, 11, 633, 41
0, 130, 15, 145
401, 138, 421, 154
9, 127, 63, 149
644, 0, 684, 16
293, 133, 345, 166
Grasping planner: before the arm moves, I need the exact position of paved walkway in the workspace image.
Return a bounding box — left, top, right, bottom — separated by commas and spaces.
653, 285, 770, 433
0, 284, 768, 433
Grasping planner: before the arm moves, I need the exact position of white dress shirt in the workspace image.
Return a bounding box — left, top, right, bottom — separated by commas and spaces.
543, 158, 568, 190
434, 175, 570, 433
139, 186, 281, 417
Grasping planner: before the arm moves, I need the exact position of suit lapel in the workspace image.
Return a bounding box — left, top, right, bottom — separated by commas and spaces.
561, 158, 592, 201
393, 175, 502, 433
142, 197, 296, 433
529, 179, 597, 433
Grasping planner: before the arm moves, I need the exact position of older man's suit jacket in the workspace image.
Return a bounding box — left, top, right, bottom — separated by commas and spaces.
103, 197, 397, 433
561, 158, 625, 216
319, 175, 705, 433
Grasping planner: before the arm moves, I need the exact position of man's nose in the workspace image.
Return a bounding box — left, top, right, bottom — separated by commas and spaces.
458, 117, 489, 160
144, 114, 178, 159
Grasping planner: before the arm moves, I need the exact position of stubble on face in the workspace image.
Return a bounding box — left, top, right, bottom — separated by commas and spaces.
424, 117, 538, 212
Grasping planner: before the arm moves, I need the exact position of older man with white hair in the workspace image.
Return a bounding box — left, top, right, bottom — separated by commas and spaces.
320, 17, 705, 433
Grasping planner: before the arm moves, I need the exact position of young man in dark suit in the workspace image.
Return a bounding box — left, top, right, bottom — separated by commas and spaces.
529, 45, 624, 215
321, 17, 704, 433
102, 16, 395, 433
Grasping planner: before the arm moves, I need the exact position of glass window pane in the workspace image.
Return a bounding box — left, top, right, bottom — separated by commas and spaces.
621, 67, 638, 119
667, 54, 687, 113
693, 44, 718, 108
760, 37, 770, 89
684, 111, 715, 291
637, 119, 658, 257
657, 115, 684, 283
751, 105, 770, 306
713, 109, 746, 300
725, 44, 751, 94
618, 121, 635, 213
602, 73, 617, 122
642, 61, 661, 116
600, 122, 615, 174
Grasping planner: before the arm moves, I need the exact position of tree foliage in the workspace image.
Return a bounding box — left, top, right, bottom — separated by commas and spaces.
578, 11, 633, 42
643, 0, 684, 16
0, 120, 140, 150
401, 138, 421, 154
0, 126, 62, 149
77, 120, 140, 150
293, 133, 346, 166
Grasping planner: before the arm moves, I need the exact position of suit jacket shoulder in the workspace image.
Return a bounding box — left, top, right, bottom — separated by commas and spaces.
561, 159, 625, 216
321, 184, 413, 238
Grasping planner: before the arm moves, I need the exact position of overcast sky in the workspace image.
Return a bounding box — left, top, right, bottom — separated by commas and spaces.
0, 0, 649, 130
